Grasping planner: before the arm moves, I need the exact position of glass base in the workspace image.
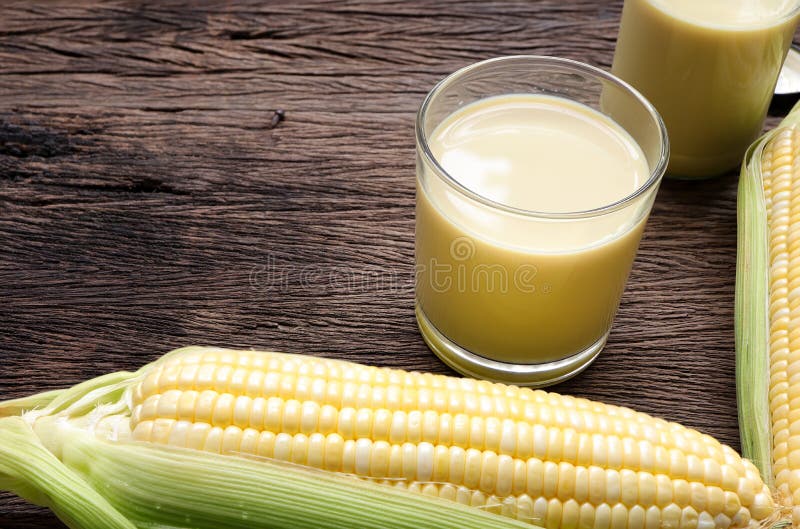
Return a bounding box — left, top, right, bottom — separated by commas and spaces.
415, 304, 606, 388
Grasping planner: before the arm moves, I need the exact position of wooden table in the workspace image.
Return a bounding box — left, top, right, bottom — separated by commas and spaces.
0, 1, 792, 527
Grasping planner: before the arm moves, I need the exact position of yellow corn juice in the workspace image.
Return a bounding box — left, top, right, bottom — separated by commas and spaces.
612, 0, 799, 177
416, 94, 651, 367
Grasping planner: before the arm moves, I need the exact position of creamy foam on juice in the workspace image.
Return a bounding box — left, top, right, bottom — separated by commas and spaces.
612, 0, 799, 178
416, 94, 651, 364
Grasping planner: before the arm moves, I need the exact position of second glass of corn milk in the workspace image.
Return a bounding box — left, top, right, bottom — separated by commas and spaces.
612, 0, 800, 178
415, 56, 668, 387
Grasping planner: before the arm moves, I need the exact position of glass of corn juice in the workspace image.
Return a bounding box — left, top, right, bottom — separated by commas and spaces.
415, 56, 668, 387
612, 0, 800, 178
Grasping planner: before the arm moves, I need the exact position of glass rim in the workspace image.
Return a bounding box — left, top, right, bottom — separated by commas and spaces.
645, 0, 800, 30
772, 0, 800, 24
415, 55, 670, 220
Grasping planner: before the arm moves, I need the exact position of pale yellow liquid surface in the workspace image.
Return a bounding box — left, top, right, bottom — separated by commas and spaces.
612, 0, 798, 177
416, 95, 651, 364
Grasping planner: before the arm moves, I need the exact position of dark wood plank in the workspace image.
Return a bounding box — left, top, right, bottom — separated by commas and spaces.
0, 1, 791, 526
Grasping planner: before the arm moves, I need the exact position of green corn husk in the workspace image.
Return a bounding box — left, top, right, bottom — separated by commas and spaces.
736, 101, 800, 488
0, 349, 534, 529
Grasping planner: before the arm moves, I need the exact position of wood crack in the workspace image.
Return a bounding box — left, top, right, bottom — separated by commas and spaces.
56, 178, 191, 195
0, 120, 73, 158
226, 29, 292, 41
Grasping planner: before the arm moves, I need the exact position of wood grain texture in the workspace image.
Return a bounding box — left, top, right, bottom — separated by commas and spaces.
0, 1, 793, 527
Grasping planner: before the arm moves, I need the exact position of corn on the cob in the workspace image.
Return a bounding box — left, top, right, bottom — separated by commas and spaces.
760, 125, 800, 523
0, 347, 779, 529
738, 102, 800, 528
